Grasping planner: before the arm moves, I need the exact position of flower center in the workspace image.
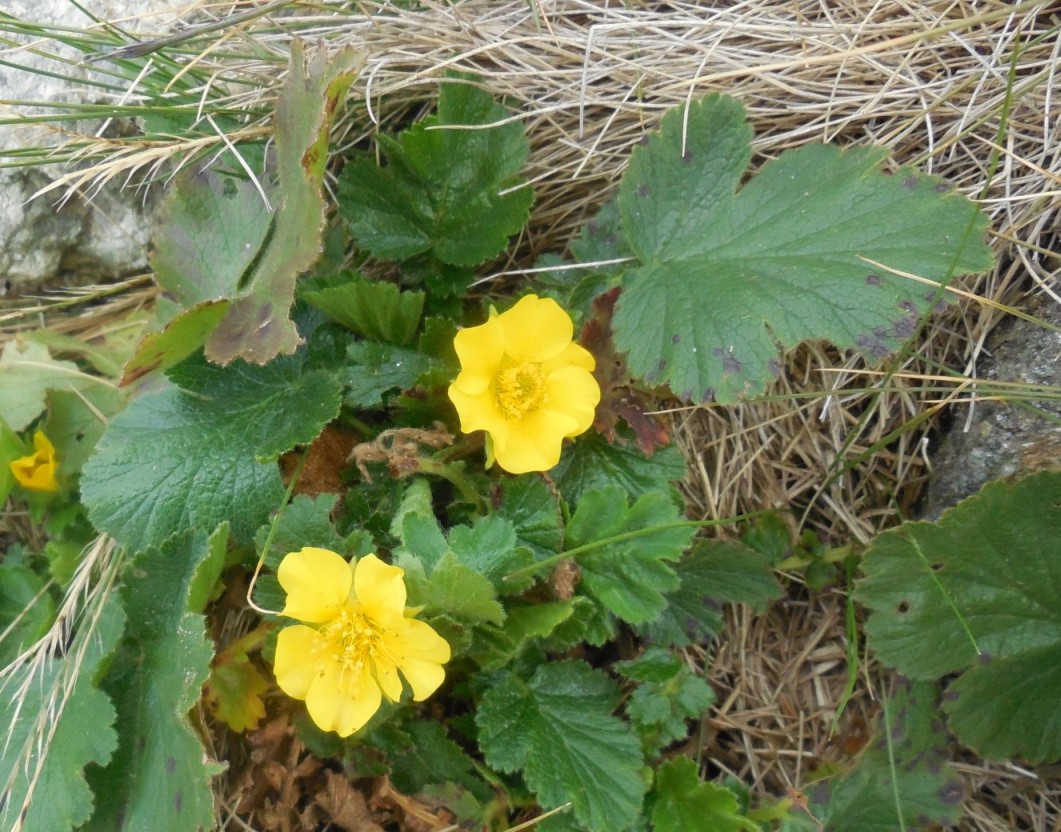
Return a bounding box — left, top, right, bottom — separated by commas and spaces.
317, 607, 381, 672
495, 362, 547, 420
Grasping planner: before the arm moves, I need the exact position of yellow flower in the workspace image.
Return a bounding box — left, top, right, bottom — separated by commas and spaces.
272, 548, 450, 737
10, 430, 59, 492
447, 294, 600, 474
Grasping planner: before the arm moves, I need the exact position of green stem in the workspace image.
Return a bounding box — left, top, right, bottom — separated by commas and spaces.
418, 457, 486, 512
502, 510, 773, 585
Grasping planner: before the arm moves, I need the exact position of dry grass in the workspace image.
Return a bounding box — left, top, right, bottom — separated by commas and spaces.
3, 0, 1060, 830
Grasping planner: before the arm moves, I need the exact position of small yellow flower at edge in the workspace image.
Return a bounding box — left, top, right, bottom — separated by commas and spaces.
447, 294, 601, 474
272, 547, 450, 737
10, 430, 59, 492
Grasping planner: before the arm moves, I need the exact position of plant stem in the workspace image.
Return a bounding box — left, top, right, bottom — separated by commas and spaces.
502, 509, 774, 585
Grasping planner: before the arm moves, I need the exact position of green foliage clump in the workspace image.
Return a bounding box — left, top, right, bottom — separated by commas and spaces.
3, 37, 1030, 832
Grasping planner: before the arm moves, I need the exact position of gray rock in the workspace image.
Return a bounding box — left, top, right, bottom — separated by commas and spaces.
1, 0, 191, 289
922, 293, 1061, 518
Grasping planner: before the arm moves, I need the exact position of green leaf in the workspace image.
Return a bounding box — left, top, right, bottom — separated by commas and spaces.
186, 523, 229, 614
380, 720, 491, 801
120, 302, 230, 385
855, 471, 1061, 762
400, 552, 505, 626
256, 493, 369, 568
86, 531, 219, 832
802, 680, 963, 831
552, 432, 687, 508
650, 758, 756, 832
613, 94, 994, 402
617, 649, 715, 755
303, 275, 425, 344
477, 660, 645, 830
150, 160, 272, 309
82, 354, 342, 552
566, 486, 693, 624
448, 515, 527, 584
343, 341, 434, 408
204, 43, 365, 365
0, 563, 55, 666
0, 338, 82, 431
0, 420, 22, 504
472, 600, 578, 670
498, 474, 564, 561
0, 601, 124, 832
42, 386, 129, 479
339, 74, 532, 268
643, 540, 782, 647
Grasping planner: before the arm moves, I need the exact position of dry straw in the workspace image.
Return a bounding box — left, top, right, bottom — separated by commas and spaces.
2, 1, 1059, 830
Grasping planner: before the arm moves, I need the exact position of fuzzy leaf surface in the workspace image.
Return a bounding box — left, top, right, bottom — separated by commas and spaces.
613, 94, 993, 402
343, 341, 434, 408
82, 355, 341, 552
477, 660, 645, 830
86, 531, 219, 832
338, 75, 532, 267
617, 649, 715, 754
797, 680, 964, 831
566, 486, 693, 624
0, 602, 123, 832
0, 339, 82, 430
856, 471, 1061, 762
552, 433, 686, 508
643, 540, 782, 647
0, 563, 55, 666
303, 276, 425, 345
204, 43, 364, 364
651, 757, 755, 832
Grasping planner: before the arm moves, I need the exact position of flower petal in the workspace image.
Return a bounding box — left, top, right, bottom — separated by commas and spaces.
305, 661, 382, 737
10, 430, 59, 492
382, 618, 451, 700
499, 295, 574, 362
542, 341, 596, 374
273, 624, 321, 699
544, 366, 601, 436
278, 548, 353, 623
453, 315, 505, 395
447, 384, 509, 443
401, 658, 448, 701
493, 409, 579, 473
372, 655, 404, 702
353, 554, 406, 623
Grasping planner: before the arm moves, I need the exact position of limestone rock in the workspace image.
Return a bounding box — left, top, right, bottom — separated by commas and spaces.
0, 0, 191, 289
922, 293, 1061, 518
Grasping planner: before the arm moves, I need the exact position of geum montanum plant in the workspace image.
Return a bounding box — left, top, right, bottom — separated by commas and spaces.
2, 46, 1022, 832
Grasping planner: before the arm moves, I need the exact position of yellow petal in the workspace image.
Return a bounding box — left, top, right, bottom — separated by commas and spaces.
544, 366, 601, 436
353, 554, 406, 623
542, 341, 596, 374
493, 409, 579, 474
273, 625, 321, 699
373, 655, 403, 702
382, 618, 451, 700
277, 548, 353, 623
453, 315, 505, 395
499, 295, 574, 363
305, 660, 382, 737
401, 658, 447, 701
447, 384, 509, 442
10, 430, 59, 492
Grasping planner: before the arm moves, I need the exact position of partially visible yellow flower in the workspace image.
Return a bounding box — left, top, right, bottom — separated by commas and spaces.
10, 430, 59, 492
273, 548, 450, 737
447, 294, 600, 474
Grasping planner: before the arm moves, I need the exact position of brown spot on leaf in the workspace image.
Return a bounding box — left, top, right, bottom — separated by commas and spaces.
866, 273, 882, 286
